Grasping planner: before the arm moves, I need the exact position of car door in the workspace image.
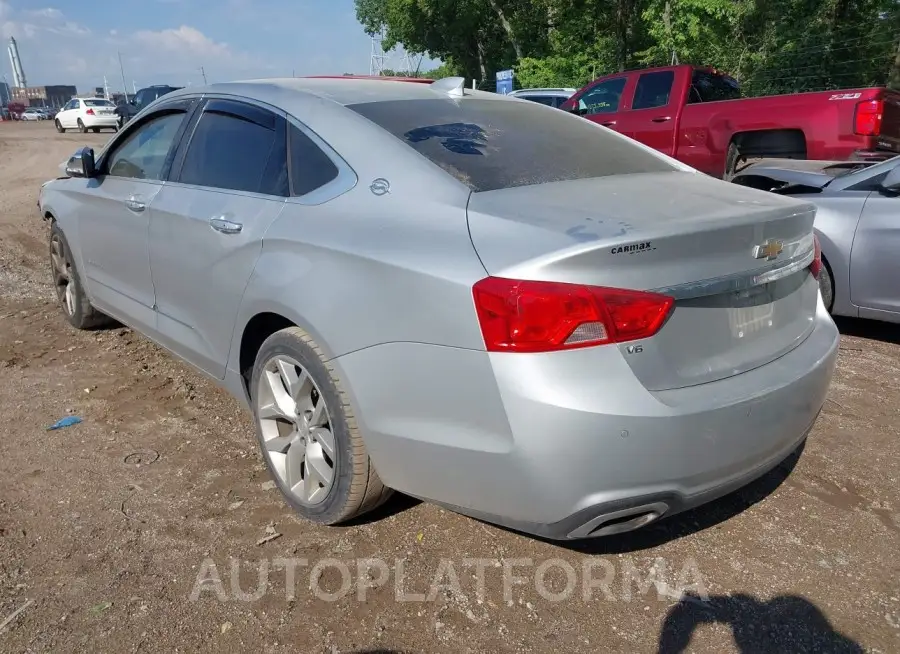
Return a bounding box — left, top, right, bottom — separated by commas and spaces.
615, 70, 678, 155
57, 100, 73, 127
63, 100, 82, 128
849, 190, 900, 318
571, 77, 629, 131
76, 100, 195, 333
148, 98, 289, 378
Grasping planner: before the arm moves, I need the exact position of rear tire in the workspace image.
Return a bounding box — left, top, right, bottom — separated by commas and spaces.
77, 119, 88, 133
49, 222, 111, 330
818, 258, 835, 313
724, 141, 743, 180
250, 326, 392, 525
55, 119, 65, 133
91, 127, 99, 133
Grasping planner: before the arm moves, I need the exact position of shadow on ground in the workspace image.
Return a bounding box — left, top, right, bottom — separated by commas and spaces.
834, 316, 900, 346
658, 592, 864, 653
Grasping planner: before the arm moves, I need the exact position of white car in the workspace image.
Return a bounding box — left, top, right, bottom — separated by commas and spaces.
20, 107, 46, 121
54, 98, 119, 133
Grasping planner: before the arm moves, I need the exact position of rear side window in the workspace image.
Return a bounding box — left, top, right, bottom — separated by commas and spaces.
689, 71, 742, 103
289, 124, 339, 196
632, 71, 675, 110
521, 95, 555, 107
347, 98, 676, 192
179, 104, 288, 195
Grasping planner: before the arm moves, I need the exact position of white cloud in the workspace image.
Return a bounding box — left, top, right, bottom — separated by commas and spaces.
1, 6, 269, 93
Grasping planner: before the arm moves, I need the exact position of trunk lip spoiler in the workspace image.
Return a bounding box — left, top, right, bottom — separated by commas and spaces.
650, 241, 815, 301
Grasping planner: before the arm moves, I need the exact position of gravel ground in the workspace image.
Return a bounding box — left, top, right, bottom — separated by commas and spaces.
1, 121, 899, 653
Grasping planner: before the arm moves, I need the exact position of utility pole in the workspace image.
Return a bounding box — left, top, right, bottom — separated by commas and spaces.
200, 66, 208, 84
118, 51, 129, 100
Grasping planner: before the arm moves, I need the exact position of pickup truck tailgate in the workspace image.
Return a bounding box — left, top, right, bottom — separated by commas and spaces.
879, 89, 900, 153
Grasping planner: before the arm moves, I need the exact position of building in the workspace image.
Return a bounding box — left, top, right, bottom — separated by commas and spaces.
0, 81, 10, 106
11, 85, 78, 108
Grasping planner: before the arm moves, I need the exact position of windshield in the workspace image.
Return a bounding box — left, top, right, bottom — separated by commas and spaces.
84, 99, 114, 107
347, 98, 677, 192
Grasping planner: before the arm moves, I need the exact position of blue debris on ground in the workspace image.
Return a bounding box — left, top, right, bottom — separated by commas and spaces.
47, 416, 82, 431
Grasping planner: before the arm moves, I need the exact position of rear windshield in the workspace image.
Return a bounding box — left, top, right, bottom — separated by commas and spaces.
84, 99, 114, 107
346, 98, 676, 192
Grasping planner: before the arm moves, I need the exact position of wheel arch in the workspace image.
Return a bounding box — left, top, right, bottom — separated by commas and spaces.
726, 129, 808, 177
234, 304, 339, 396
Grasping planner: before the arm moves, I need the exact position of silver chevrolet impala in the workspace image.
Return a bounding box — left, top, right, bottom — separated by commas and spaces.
39, 76, 838, 540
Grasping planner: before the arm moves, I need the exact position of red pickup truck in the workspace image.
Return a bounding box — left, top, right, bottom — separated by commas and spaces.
559, 64, 900, 178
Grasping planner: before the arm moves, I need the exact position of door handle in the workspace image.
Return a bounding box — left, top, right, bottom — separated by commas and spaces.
651, 116, 672, 123
209, 216, 243, 234
125, 196, 146, 212
600, 120, 617, 127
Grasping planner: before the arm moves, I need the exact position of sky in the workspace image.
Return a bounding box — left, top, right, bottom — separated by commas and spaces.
0, 0, 437, 93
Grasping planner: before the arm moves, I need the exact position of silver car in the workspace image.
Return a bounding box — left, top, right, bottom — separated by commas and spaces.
39, 77, 838, 540
732, 156, 900, 323
506, 87, 576, 108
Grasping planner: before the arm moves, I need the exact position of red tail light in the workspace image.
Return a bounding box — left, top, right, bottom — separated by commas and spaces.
472, 277, 674, 353
854, 99, 882, 136
810, 234, 822, 278
85, 108, 95, 116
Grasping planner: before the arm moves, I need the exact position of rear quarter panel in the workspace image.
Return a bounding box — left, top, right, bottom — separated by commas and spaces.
226, 96, 489, 376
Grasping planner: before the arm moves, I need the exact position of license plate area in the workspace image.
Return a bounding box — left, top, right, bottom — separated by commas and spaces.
727, 285, 775, 339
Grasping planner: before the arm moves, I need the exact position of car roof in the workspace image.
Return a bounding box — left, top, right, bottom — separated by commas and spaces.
161, 77, 515, 109
509, 88, 576, 95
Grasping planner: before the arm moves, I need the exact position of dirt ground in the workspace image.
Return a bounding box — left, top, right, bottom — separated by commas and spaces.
1, 121, 899, 654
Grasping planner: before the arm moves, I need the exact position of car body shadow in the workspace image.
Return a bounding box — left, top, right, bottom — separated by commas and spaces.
834, 316, 900, 346
658, 592, 864, 653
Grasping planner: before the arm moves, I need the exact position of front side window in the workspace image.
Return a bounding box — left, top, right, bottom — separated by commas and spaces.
577, 78, 627, 115
632, 71, 675, 110
348, 97, 676, 193
178, 106, 286, 195
105, 112, 185, 180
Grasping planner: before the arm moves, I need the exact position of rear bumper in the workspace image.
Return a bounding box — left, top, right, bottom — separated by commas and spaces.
849, 148, 898, 162
337, 294, 839, 540
82, 115, 118, 128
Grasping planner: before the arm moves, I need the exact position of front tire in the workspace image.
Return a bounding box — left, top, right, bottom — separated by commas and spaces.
250, 327, 392, 525
49, 222, 110, 330
55, 119, 65, 133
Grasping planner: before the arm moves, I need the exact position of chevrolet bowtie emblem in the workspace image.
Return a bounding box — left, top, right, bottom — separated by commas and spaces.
752, 239, 784, 260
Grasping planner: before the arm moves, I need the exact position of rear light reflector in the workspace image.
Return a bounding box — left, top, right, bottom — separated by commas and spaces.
810, 234, 822, 278
85, 108, 95, 116
854, 99, 882, 136
472, 277, 674, 353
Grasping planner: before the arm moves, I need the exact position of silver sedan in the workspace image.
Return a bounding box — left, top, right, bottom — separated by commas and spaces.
38, 77, 838, 540
732, 156, 900, 324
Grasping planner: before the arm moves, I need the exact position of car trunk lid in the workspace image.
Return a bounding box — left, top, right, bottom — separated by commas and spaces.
467, 171, 819, 391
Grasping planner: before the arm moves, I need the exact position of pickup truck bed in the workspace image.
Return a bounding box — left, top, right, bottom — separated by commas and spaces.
560, 64, 900, 178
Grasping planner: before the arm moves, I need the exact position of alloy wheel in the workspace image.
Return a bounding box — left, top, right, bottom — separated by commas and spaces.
50, 233, 75, 316
256, 355, 336, 506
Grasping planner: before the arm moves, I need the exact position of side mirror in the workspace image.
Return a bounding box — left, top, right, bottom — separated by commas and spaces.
65, 146, 97, 179
879, 164, 900, 194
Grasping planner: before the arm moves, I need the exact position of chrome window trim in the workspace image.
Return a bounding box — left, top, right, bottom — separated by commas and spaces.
283, 114, 358, 207
650, 243, 816, 301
